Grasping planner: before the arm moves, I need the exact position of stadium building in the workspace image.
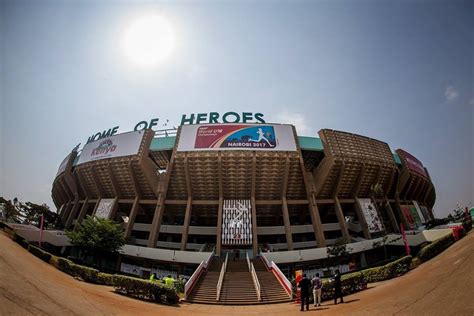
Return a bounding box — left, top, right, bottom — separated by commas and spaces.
51, 119, 437, 304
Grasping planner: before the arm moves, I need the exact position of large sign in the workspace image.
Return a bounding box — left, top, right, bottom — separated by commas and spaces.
77, 130, 145, 165
401, 205, 415, 230
177, 124, 297, 151
397, 149, 427, 177
222, 200, 253, 246
56, 153, 71, 177
180, 112, 265, 125
95, 199, 115, 219
357, 198, 384, 233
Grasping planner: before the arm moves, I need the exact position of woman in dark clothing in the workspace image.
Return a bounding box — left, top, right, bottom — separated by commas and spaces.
333, 269, 344, 304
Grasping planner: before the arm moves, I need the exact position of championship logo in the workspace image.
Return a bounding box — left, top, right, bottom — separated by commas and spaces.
195, 125, 277, 149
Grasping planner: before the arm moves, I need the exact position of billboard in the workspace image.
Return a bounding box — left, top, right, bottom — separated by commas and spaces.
56, 153, 71, 177
401, 205, 415, 230
77, 130, 145, 165
397, 149, 427, 177
357, 198, 384, 233
177, 124, 297, 151
95, 199, 115, 219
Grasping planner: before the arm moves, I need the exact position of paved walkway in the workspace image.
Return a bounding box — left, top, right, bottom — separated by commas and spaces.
1, 231, 473, 315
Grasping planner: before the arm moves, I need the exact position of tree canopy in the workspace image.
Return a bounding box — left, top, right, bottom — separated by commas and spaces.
66, 215, 126, 256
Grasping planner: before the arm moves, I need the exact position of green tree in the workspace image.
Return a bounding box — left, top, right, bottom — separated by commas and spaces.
66, 215, 125, 269
0, 197, 21, 222
326, 238, 353, 268
20, 202, 59, 228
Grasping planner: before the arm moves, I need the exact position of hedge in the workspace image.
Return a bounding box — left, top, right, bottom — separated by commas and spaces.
360, 255, 413, 283
13, 233, 29, 249
417, 234, 455, 263
113, 275, 179, 304
319, 272, 367, 300
28, 244, 52, 263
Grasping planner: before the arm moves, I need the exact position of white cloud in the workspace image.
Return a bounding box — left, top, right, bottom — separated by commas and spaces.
469, 98, 474, 106
444, 85, 459, 102
268, 110, 314, 136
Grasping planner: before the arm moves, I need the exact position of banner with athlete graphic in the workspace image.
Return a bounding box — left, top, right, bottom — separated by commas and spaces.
177, 124, 297, 151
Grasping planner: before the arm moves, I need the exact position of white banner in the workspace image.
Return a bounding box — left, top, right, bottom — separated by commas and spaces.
95, 198, 115, 219
77, 130, 145, 165
177, 124, 297, 152
222, 200, 253, 246
358, 198, 384, 233
412, 201, 426, 223
56, 153, 71, 176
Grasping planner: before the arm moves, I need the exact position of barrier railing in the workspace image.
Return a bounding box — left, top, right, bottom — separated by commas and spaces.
260, 254, 293, 298
184, 250, 214, 300
246, 252, 262, 301
216, 252, 228, 301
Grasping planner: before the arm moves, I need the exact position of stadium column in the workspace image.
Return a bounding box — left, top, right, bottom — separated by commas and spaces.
147, 130, 179, 248
352, 164, 371, 240
281, 154, 293, 251
250, 153, 259, 256
125, 196, 140, 238
298, 153, 326, 248
216, 153, 224, 256
64, 195, 80, 229
385, 198, 400, 233
107, 163, 121, 221
333, 162, 350, 243
353, 198, 371, 240
74, 198, 89, 231
181, 154, 193, 251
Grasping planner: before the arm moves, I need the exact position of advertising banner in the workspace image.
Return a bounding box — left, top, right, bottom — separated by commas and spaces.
95, 199, 115, 219
56, 153, 71, 176
401, 205, 415, 230
397, 149, 427, 177
412, 201, 426, 223
409, 205, 422, 227
357, 198, 384, 233
77, 130, 145, 165
222, 200, 253, 246
177, 124, 297, 151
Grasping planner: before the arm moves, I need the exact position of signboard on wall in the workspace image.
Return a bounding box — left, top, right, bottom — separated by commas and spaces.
420, 205, 431, 221
222, 200, 253, 246
401, 205, 418, 229
77, 130, 145, 165
357, 198, 384, 233
409, 205, 423, 227
397, 149, 427, 177
95, 199, 115, 219
56, 153, 71, 176
177, 124, 297, 152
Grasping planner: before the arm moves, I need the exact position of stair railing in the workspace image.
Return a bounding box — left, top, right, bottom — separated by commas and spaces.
216, 252, 228, 301
260, 253, 293, 298
184, 250, 214, 300
247, 252, 262, 301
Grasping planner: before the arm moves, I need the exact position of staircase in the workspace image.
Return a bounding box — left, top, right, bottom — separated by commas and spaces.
186, 258, 222, 304
219, 260, 258, 305
187, 257, 291, 305
253, 258, 292, 304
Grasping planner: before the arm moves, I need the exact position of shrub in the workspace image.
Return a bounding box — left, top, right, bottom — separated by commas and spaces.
71, 264, 99, 283
360, 255, 412, 283
28, 245, 52, 263
174, 279, 185, 293
97, 272, 114, 286
13, 233, 29, 249
319, 272, 367, 301
410, 257, 421, 270
417, 234, 455, 263
57, 257, 75, 274
113, 275, 179, 305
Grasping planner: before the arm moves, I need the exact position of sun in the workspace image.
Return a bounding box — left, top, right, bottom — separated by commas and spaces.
122, 14, 175, 66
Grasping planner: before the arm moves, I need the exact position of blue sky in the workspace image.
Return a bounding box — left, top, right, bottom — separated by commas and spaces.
1, 0, 472, 217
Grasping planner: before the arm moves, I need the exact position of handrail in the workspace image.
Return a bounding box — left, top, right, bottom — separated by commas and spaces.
250, 263, 262, 301
185, 250, 214, 300
246, 251, 251, 271
260, 253, 293, 298
216, 252, 228, 301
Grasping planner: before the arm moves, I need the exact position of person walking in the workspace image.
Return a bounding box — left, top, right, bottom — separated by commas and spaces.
298, 274, 311, 311
312, 273, 322, 307
333, 269, 344, 305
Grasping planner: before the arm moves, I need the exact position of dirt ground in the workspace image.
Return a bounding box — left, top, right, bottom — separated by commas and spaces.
1, 231, 473, 316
